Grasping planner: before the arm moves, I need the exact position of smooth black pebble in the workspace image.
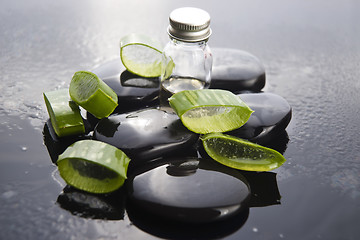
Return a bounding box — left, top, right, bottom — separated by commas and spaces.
228, 92, 292, 145
92, 59, 160, 113
43, 120, 91, 164
93, 108, 199, 164
210, 48, 266, 92
126, 157, 251, 223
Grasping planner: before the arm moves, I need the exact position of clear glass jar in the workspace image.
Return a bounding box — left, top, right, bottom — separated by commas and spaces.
161, 7, 212, 94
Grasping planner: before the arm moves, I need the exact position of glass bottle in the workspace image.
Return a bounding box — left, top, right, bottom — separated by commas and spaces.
161, 7, 212, 94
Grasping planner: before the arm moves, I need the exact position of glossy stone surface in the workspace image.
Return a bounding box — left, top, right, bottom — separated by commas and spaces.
210, 48, 266, 92
227, 92, 292, 145
43, 120, 91, 164
104, 76, 159, 113
93, 108, 199, 164
92, 59, 160, 114
127, 157, 251, 223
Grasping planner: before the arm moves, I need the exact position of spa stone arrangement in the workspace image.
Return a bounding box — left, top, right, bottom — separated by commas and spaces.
43, 45, 291, 226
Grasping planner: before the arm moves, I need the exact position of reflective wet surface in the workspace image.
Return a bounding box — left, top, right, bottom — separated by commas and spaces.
1, 0, 360, 239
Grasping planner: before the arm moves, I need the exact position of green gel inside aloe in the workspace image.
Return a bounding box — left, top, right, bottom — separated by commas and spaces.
69, 71, 118, 119
43, 89, 85, 137
169, 89, 253, 134
57, 140, 131, 194
201, 133, 286, 171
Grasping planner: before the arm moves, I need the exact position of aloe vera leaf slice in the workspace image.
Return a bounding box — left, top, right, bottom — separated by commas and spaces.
169, 89, 254, 134
43, 89, 85, 137
69, 71, 118, 119
201, 133, 286, 171
119, 33, 163, 77
57, 140, 131, 194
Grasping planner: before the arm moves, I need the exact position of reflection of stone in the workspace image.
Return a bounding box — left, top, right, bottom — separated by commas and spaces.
261, 130, 289, 154
241, 171, 282, 207
57, 186, 125, 220
93, 109, 199, 164
126, 201, 249, 240
126, 157, 251, 223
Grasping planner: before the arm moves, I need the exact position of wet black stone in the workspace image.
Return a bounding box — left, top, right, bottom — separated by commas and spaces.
43, 119, 91, 164
126, 157, 251, 223
92, 59, 160, 114
228, 92, 292, 145
210, 48, 266, 93
103, 74, 160, 114
93, 108, 199, 165
85, 111, 101, 131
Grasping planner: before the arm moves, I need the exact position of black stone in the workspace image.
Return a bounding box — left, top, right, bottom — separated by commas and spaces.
91, 59, 160, 114
42, 120, 91, 164
210, 48, 266, 92
103, 74, 160, 114
93, 108, 199, 165
91, 58, 124, 79
126, 157, 251, 223
227, 92, 292, 145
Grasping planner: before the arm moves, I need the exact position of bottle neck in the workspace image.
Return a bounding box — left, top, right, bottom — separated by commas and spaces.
169, 36, 208, 47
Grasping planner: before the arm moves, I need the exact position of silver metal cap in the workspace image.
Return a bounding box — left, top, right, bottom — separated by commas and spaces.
167, 7, 211, 42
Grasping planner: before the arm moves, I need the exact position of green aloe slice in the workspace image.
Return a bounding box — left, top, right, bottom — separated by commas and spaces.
43, 89, 85, 137
57, 140, 131, 194
69, 71, 118, 119
120, 33, 163, 77
201, 133, 286, 171
169, 89, 253, 134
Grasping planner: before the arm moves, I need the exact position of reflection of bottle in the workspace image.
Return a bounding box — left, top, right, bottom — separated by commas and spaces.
161, 7, 212, 94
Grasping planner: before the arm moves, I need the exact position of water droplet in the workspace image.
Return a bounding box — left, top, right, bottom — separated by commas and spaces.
21, 146, 27, 151
279, 233, 285, 238
2, 190, 17, 199
252, 227, 259, 232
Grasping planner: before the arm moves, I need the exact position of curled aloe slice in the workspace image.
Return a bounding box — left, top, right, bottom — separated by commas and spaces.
57, 140, 131, 194
120, 33, 163, 77
69, 71, 118, 119
169, 89, 253, 134
43, 89, 85, 137
201, 133, 286, 171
